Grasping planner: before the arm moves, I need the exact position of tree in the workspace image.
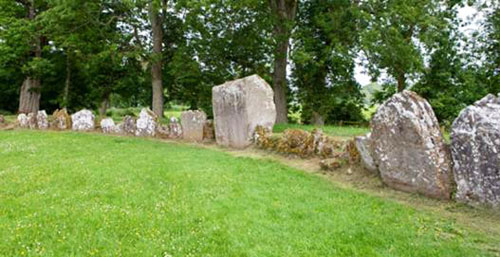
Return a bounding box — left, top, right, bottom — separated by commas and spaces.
149, 0, 167, 117
360, 0, 447, 92
269, 0, 297, 123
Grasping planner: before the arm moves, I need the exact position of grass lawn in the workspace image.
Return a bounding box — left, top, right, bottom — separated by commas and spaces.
0, 131, 498, 256
273, 123, 370, 138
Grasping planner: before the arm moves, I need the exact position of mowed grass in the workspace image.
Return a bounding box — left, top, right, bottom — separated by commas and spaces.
0, 131, 498, 256
273, 123, 370, 138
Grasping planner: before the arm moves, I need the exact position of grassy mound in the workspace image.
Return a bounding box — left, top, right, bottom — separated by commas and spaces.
0, 131, 497, 256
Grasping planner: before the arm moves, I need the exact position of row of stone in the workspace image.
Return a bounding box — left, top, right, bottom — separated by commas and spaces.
16, 108, 214, 142
355, 90, 500, 207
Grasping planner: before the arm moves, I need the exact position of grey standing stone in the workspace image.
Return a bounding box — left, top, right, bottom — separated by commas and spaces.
371, 90, 452, 199
135, 108, 157, 137
17, 113, 28, 128
100, 118, 116, 134
168, 117, 183, 139
212, 74, 276, 148
451, 94, 500, 207
71, 109, 95, 131
36, 110, 49, 130
181, 110, 207, 141
355, 133, 377, 172
51, 109, 71, 130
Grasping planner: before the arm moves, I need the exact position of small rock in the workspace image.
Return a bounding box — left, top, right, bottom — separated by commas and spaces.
122, 115, 136, 135
51, 108, 71, 130
355, 133, 377, 172
168, 117, 183, 139
181, 110, 207, 142
320, 158, 346, 171
100, 118, 116, 134
135, 108, 157, 137
156, 124, 170, 139
71, 109, 95, 131
27, 113, 37, 129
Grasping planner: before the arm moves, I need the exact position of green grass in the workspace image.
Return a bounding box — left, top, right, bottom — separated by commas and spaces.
273, 123, 370, 138
0, 131, 498, 256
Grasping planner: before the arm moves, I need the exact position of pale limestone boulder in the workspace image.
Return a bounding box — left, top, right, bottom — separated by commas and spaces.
371, 90, 452, 199
181, 110, 207, 141
17, 113, 28, 128
355, 133, 377, 172
212, 74, 276, 148
100, 118, 116, 134
451, 94, 500, 207
71, 109, 95, 131
27, 113, 37, 129
36, 110, 48, 130
135, 108, 157, 137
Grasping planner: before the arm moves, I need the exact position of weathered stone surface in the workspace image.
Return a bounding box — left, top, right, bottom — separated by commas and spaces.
122, 116, 136, 135
203, 120, 215, 141
71, 109, 95, 131
451, 94, 500, 207
277, 129, 315, 157
371, 90, 452, 199
27, 113, 37, 129
100, 118, 116, 134
355, 133, 377, 172
135, 108, 157, 137
17, 113, 28, 128
180, 110, 207, 141
36, 110, 48, 130
51, 109, 71, 130
156, 124, 170, 139
212, 74, 276, 148
168, 117, 183, 139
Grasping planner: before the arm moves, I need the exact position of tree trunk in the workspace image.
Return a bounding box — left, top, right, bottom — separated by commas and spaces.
18, 0, 42, 114
270, 0, 297, 124
150, 1, 164, 118
18, 78, 41, 113
397, 72, 405, 92
63, 52, 71, 107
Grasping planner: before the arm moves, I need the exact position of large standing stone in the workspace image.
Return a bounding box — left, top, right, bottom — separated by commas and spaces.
355, 133, 377, 172
212, 74, 276, 148
451, 94, 500, 207
36, 110, 48, 130
122, 115, 136, 135
17, 113, 28, 128
52, 109, 71, 130
71, 109, 95, 131
168, 117, 183, 139
135, 108, 157, 137
371, 90, 452, 199
100, 118, 116, 134
181, 110, 207, 141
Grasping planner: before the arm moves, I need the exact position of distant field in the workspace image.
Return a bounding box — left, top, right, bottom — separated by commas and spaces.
0, 131, 498, 256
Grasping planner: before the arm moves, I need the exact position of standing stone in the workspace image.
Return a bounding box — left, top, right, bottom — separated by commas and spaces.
122, 115, 136, 135
212, 74, 276, 148
71, 109, 95, 131
168, 117, 183, 139
17, 113, 28, 128
36, 110, 49, 130
52, 108, 71, 130
355, 133, 377, 172
156, 124, 170, 139
27, 113, 37, 129
371, 90, 452, 199
451, 94, 500, 207
181, 110, 207, 141
100, 118, 116, 134
203, 120, 215, 140
135, 108, 157, 137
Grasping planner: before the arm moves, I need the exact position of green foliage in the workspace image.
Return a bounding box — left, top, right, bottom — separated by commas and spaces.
1, 131, 499, 256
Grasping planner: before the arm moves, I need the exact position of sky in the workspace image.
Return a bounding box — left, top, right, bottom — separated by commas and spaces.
354, 5, 483, 87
